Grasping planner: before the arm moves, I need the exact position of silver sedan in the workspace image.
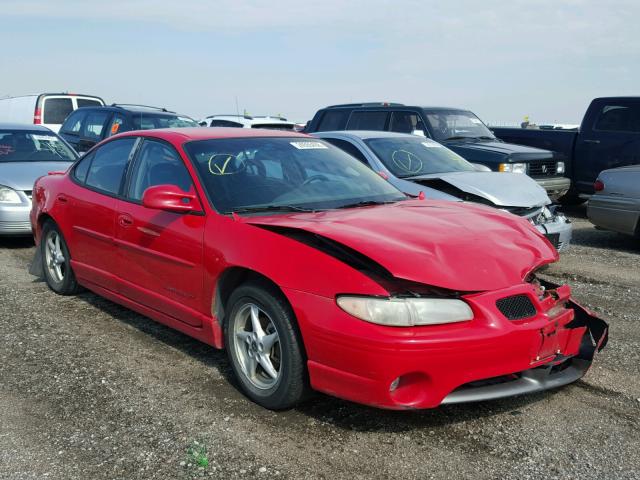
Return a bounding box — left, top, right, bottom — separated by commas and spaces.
0, 123, 78, 235
588, 165, 640, 237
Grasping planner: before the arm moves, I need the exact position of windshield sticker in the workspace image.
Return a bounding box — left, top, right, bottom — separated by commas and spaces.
31, 134, 57, 141
290, 141, 328, 150
208, 153, 243, 175
0, 145, 15, 155
469, 118, 482, 124
391, 150, 423, 174
421, 142, 443, 148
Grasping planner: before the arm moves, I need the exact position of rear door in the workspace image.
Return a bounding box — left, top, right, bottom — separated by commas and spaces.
65, 137, 138, 290
114, 138, 206, 326
76, 110, 112, 153
41, 95, 74, 133
574, 99, 640, 193
58, 109, 88, 151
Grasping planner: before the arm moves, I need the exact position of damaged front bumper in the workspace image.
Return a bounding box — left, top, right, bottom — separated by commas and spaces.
288, 280, 607, 410
532, 207, 572, 251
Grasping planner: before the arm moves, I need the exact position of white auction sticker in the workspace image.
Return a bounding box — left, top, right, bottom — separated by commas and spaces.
290, 141, 328, 150
31, 134, 57, 141
469, 118, 482, 124
421, 141, 443, 148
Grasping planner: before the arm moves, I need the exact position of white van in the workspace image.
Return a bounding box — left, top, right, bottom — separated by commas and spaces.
0, 93, 105, 133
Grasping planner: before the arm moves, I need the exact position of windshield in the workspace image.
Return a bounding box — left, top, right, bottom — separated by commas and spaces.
0, 130, 77, 162
132, 114, 199, 130
425, 111, 495, 141
184, 137, 406, 214
364, 137, 475, 178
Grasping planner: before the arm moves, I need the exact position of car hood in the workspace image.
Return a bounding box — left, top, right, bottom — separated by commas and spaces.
244, 200, 557, 292
445, 140, 556, 161
0, 162, 73, 191
406, 171, 550, 208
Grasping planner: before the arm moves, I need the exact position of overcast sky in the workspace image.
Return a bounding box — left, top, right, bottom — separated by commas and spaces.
2, 0, 638, 124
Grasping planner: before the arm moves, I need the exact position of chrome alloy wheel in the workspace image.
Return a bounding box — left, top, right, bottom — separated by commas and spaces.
232, 303, 281, 389
44, 230, 66, 283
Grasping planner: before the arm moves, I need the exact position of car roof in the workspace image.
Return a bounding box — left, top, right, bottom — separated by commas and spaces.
0, 123, 56, 132
322, 103, 471, 112
314, 130, 420, 140
112, 127, 310, 143
78, 105, 182, 115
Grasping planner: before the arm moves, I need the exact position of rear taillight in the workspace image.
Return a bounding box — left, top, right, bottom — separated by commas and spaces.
34, 107, 42, 124
594, 179, 605, 192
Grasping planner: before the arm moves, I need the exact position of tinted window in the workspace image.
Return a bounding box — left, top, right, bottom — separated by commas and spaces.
82, 111, 110, 140
107, 114, 127, 137
73, 152, 94, 182
85, 138, 136, 195
60, 110, 86, 134
43, 98, 74, 124
346, 111, 388, 130
316, 110, 349, 131
425, 111, 495, 141
132, 114, 199, 130
210, 120, 243, 128
0, 130, 77, 163
128, 140, 193, 201
184, 137, 404, 213
593, 104, 640, 133
389, 112, 425, 134
323, 138, 369, 164
364, 137, 475, 178
77, 98, 103, 108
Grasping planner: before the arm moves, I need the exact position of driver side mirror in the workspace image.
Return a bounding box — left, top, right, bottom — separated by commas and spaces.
142, 184, 201, 213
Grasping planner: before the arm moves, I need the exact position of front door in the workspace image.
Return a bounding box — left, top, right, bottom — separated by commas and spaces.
114, 139, 206, 327
574, 100, 640, 193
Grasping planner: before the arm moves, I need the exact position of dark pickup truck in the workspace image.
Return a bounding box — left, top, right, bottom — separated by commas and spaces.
305, 103, 571, 200
492, 97, 640, 202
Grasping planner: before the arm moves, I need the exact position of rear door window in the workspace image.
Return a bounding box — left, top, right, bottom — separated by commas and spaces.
593, 104, 640, 133
77, 98, 103, 108
84, 138, 137, 195
82, 111, 111, 141
346, 111, 389, 131
316, 110, 349, 131
43, 97, 74, 124
389, 112, 425, 134
107, 114, 127, 137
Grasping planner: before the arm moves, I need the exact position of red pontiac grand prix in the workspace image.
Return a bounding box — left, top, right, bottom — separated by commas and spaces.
30, 128, 608, 410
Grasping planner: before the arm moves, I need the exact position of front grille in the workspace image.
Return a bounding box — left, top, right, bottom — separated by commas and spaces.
528, 161, 557, 177
496, 294, 537, 320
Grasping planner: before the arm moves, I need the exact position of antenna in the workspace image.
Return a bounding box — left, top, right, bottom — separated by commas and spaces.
235, 96, 240, 118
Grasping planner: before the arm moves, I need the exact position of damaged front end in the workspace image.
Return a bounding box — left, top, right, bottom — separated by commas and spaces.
443, 278, 608, 404
506, 204, 572, 252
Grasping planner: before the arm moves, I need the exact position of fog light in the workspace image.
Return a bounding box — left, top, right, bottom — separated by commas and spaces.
389, 377, 401, 392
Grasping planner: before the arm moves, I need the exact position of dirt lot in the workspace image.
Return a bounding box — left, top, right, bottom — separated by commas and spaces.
1, 206, 639, 480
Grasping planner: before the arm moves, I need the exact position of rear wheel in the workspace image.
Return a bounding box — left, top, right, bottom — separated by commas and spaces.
41, 221, 79, 295
224, 282, 309, 409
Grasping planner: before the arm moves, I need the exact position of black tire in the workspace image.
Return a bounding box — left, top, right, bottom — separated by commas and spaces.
41, 220, 80, 295
224, 281, 310, 410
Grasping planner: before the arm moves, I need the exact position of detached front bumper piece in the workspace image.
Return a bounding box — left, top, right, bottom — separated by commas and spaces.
443, 298, 608, 404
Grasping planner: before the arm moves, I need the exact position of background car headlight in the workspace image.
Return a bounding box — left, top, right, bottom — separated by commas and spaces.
336, 296, 473, 326
498, 163, 527, 174
556, 161, 565, 174
0, 186, 21, 204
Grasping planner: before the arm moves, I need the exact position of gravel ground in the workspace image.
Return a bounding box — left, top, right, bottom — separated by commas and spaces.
1, 206, 639, 480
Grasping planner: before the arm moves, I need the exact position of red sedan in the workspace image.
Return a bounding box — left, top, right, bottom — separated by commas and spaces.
30, 128, 607, 410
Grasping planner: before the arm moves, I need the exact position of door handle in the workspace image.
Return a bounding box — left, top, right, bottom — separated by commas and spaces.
118, 214, 133, 227
57, 194, 68, 203
583, 139, 600, 144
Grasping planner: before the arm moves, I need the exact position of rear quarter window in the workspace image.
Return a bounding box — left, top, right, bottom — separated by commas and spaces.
316, 110, 349, 131
346, 111, 389, 131
77, 98, 103, 108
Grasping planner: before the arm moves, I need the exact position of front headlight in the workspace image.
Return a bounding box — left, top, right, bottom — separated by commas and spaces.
336, 296, 474, 326
556, 161, 565, 174
0, 186, 21, 204
498, 163, 526, 174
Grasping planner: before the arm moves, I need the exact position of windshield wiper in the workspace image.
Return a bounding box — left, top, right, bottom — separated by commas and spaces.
474, 136, 495, 140
444, 136, 470, 141
230, 205, 315, 215
335, 200, 398, 209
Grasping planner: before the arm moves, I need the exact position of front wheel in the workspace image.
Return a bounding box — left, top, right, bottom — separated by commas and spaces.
41, 221, 80, 295
224, 282, 310, 410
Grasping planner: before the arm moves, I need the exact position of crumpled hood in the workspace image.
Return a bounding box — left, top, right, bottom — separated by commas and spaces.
244, 200, 557, 292
0, 162, 73, 191
408, 171, 550, 208
445, 141, 557, 161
